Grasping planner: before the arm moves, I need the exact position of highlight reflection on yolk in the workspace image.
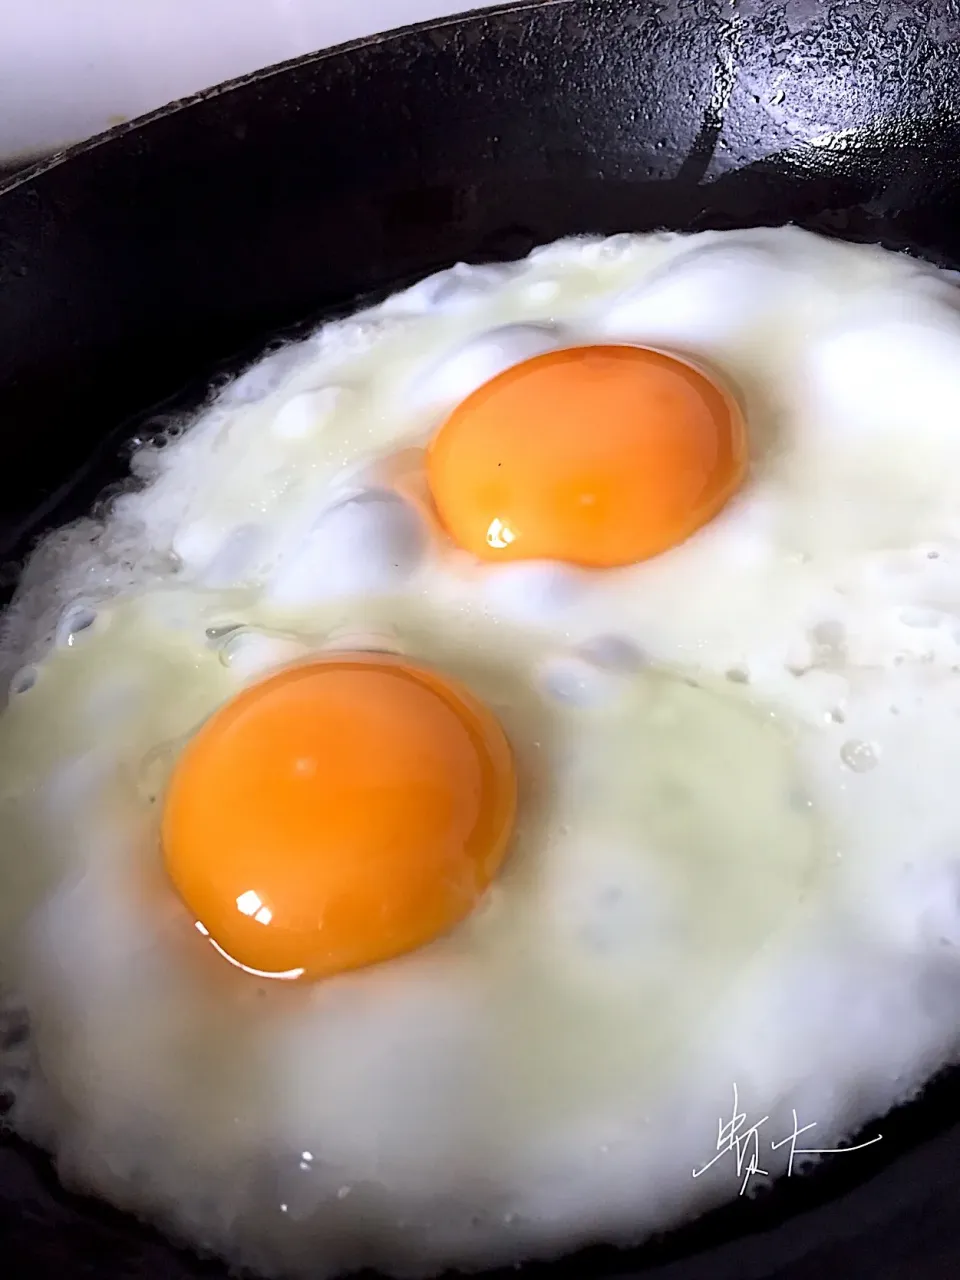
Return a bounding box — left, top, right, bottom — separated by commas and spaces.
427, 345, 748, 568
162, 655, 516, 980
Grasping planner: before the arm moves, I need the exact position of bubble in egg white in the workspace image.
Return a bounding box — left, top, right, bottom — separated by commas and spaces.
809, 619, 847, 667
524, 280, 561, 305
840, 739, 880, 773
222, 343, 306, 407
321, 622, 403, 655
899, 607, 947, 632
266, 490, 424, 608
594, 231, 672, 262
172, 519, 232, 577
539, 650, 635, 709
478, 559, 582, 623
381, 261, 518, 316
8, 666, 37, 697
55, 604, 97, 649
596, 242, 799, 351
537, 636, 645, 708
408, 324, 561, 419
272, 386, 346, 441
804, 309, 960, 443
220, 632, 310, 680
543, 845, 676, 981
199, 524, 264, 588
577, 635, 645, 673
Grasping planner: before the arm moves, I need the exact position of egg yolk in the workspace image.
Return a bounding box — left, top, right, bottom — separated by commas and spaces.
162, 654, 516, 980
426, 344, 748, 567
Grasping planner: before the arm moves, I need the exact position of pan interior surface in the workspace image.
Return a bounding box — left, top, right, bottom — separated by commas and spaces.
3, 2, 960, 1279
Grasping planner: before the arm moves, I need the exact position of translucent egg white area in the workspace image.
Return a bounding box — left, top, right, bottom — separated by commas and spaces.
4, 227, 960, 1277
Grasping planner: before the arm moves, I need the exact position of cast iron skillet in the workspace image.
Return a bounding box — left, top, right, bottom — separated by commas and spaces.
3, 1, 960, 1276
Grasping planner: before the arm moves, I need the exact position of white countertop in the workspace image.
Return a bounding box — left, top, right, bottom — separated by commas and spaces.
1, 0, 502, 164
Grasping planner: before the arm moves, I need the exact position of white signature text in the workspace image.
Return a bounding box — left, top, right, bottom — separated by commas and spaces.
692, 1082, 883, 1195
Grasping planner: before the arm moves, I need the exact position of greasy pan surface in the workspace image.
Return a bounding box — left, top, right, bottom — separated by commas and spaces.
3, 1, 960, 1276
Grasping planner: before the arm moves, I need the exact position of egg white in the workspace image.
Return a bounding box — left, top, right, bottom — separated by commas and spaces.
2, 226, 960, 1277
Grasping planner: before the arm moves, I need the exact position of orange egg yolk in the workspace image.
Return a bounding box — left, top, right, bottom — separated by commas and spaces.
161, 654, 517, 981
426, 344, 748, 568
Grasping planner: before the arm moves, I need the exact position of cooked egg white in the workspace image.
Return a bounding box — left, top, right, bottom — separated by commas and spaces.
2, 226, 960, 1277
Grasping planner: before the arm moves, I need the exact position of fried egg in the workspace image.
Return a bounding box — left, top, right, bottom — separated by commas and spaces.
3, 225, 960, 1278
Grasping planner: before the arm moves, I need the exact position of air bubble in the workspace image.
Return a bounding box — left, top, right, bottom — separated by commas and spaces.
538, 646, 635, 708
202, 523, 263, 588
840, 740, 879, 772
810, 619, 846, 665
323, 623, 402, 655
484, 562, 582, 624
525, 280, 561, 305
57, 604, 97, 647
9, 667, 36, 695
408, 323, 560, 417
206, 623, 245, 645
267, 490, 423, 607
221, 632, 308, 678
542, 657, 596, 705
899, 607, 943, 630
272, 386, 345, 440
577, 635, 644, 671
